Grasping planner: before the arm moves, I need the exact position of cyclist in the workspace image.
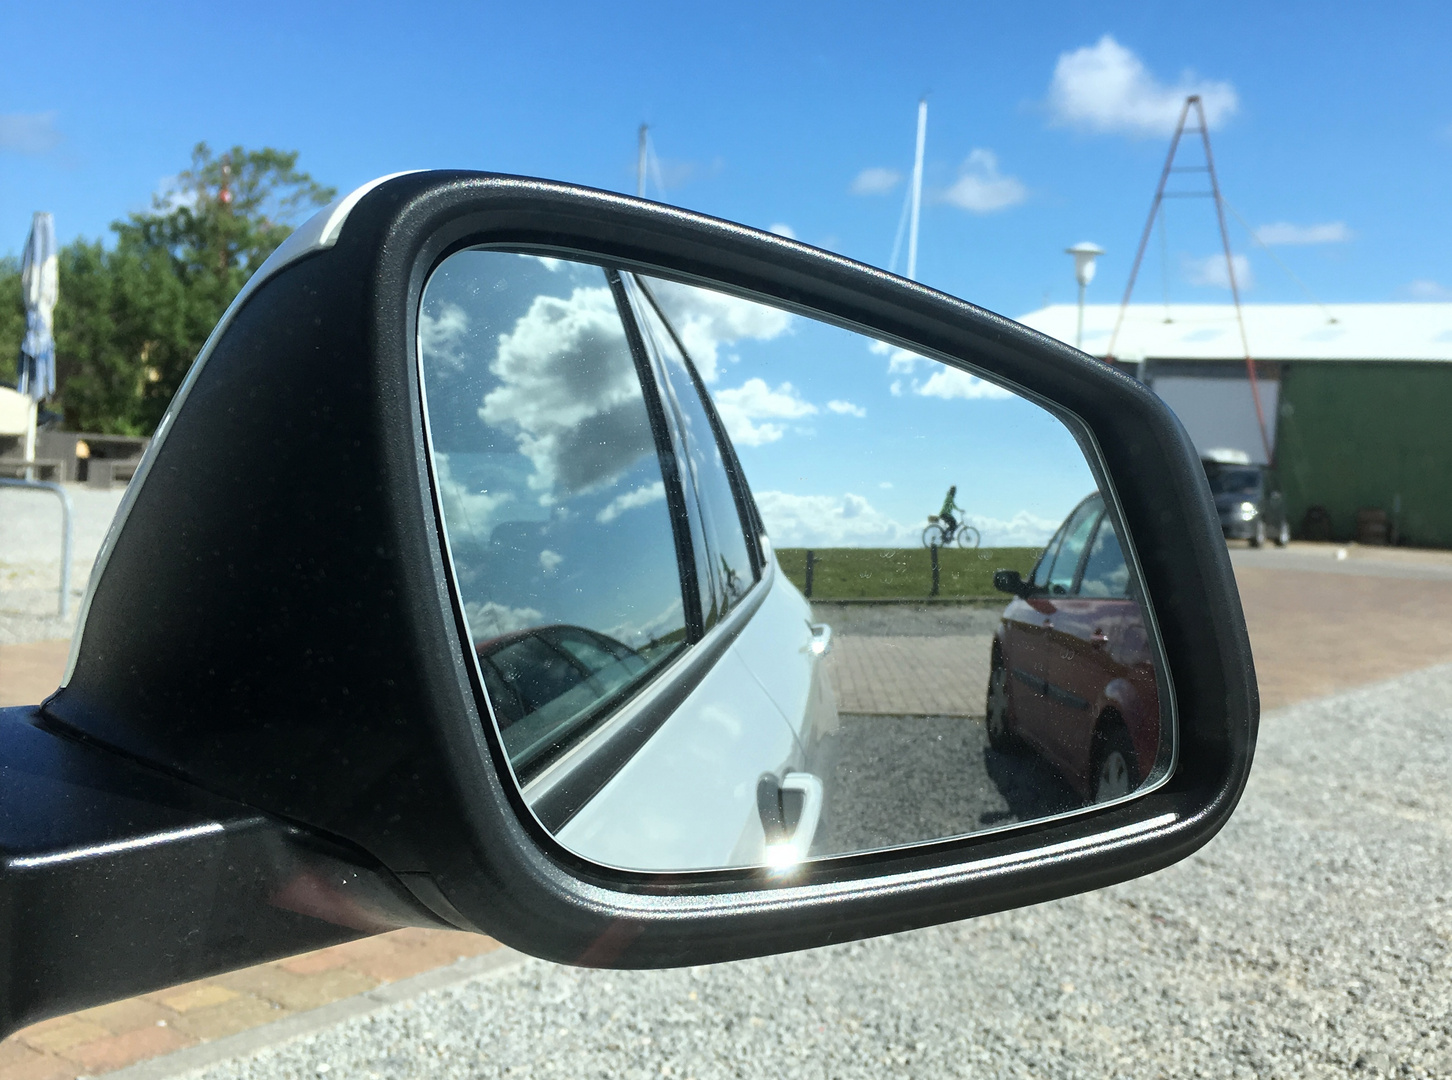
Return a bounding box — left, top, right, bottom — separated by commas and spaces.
938, 485, 963, 540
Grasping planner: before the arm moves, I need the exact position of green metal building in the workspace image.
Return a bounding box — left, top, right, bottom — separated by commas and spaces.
1018, 302, 1452, 548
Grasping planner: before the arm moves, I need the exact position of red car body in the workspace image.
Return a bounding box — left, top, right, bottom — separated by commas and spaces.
989, 493, 1161, 800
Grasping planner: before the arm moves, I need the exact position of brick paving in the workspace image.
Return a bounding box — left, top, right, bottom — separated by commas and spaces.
2, 546, 1452, 1076
828, 635, 993, 716
2, 931, 499, 1078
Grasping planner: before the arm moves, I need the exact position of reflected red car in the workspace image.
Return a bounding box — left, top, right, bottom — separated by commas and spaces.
987, 493, 1161, 803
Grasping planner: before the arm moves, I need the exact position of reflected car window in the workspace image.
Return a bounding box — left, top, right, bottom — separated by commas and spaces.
1078, 515, 1130, 598
1046, 497, 1103, 594
418, 251, 689, 775
1029, 522, 1066, 592
1204, 465, 1263, 496
627, 276, 757, 628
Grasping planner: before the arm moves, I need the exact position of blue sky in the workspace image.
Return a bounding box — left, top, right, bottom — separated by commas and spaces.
3, 1, 1447, 543
4, 0, 1451, 313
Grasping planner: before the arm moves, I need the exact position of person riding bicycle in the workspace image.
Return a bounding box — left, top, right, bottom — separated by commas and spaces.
938, 485, 963, 538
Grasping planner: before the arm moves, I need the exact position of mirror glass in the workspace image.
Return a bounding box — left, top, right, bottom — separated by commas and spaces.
418, 250, 1173, 874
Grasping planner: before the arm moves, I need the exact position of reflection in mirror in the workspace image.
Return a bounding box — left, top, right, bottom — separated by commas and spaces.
418, 251, 1173, 875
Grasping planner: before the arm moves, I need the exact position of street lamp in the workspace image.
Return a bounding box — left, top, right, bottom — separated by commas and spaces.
1065, 242, 1104, 350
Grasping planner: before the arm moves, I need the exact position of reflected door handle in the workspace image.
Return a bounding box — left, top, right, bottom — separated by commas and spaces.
1089, 629, 1109, 648
757, 772, 824, 869
807, 622, 833, 656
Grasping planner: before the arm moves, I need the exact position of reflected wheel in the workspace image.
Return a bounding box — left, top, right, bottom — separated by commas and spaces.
985, 661, 1024, 754
1275, 520, 1290, 547
922, 523, 948, 549
1092, 722, 1137, 804
956, 525, 981, 549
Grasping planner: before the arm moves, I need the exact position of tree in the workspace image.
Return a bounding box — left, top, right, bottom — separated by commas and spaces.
5, 144, 335, 434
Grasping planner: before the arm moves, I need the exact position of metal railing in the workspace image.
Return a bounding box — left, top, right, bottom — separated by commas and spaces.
0, 478, 74, 618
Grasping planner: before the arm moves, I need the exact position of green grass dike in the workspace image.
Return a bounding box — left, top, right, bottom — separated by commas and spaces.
773, 546, 1043, 601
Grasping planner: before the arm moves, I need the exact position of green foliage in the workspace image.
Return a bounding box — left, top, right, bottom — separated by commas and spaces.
774, 547, 1043, 600
6, 143, 335, 434
0, 256, 22, 378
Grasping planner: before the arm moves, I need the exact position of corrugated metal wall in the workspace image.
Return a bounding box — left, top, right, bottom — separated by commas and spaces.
1277, 362, 1452, 548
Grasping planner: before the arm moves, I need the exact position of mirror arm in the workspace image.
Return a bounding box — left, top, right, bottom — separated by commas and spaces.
0, 707, 448, 1040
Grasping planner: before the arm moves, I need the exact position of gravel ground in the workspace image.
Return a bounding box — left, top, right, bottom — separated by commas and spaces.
0, 484, 125, 644
171, 662, 1452, 1079
816, 712, 1080, 855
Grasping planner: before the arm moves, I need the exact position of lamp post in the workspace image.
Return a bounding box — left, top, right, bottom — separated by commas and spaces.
1065, 242, 1104, 350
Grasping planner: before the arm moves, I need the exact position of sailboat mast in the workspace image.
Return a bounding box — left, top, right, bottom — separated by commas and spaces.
637, 125, 649, 197
907, 98, 927, 281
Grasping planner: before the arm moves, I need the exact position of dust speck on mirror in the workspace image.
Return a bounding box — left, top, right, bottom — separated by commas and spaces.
417, 250, 1173, 875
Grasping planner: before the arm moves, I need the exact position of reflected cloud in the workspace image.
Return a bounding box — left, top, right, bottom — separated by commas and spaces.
433, 452, 516, 542
869, 340, 1013, 400
645, 279, 792, 383
756, 490, 915, 548
480, 286, 655, 498
420, 303, 470, 370
714, 378, 817, 446
464, 599, 544, 639
597, 481, 666, 523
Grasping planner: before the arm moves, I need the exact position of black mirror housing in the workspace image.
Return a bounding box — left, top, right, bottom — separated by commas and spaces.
993, 569, 1030, 597
24, 172, 1256, 991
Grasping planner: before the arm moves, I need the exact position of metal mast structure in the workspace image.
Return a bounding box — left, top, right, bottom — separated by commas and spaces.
906, 98, 927, 281
637, 125, 648, 198
1105, 95, 1274, 465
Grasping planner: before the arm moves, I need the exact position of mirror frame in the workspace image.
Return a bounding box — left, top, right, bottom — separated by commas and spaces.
46, 171, 1257, 969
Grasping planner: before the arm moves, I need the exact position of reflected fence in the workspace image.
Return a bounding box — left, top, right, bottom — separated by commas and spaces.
776, 546, 1041, 601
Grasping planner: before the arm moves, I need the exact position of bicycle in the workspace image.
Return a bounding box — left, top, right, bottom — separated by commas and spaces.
922, 515, 981, 549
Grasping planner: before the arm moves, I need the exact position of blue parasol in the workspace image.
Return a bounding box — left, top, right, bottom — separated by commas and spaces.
17, 211, 58, 400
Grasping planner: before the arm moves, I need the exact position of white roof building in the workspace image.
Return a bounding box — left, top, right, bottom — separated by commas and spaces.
1014, 303, 1452, 363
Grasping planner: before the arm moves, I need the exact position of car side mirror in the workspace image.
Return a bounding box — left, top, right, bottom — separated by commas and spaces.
993, 569, 1031, 598
0, 172, 1257, 1036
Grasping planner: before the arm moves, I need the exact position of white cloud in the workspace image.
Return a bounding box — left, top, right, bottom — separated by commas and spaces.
432, 452, 516, 542
154, 174, 199, 213
768, 223, 797, 239
756, 491, 1062, 549
538, 549, 563, 572
713, 378, 817, 447
479, 285, 657, 498
1047, 35, 1238, 137
606, 597, 684, 651
1406, 279, 1452, 300
756, 491, 916, 548
1254, 221, 1351, 246
0, 111, 61, 155
419, 302, 470, 368
870, 339, 1013, 400
826, 400, 866, 418
596, 481, 666, 523
914, 368, 1015, 401
645, 279, 793, 383
963, 511, 1063, 548
1184, 252, 1255, 290
941, 149, 1027, 214
851, 167, 903, 195
878, 481, 893, 489
869, 338, 924, 374
463, 600, 543, 640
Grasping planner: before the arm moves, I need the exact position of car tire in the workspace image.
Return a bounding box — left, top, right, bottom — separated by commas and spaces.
985, 660, 1025, 754
1275, 520, 1290, 547
1249, 518, 1265, 548
1091, 720, 1138, 804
